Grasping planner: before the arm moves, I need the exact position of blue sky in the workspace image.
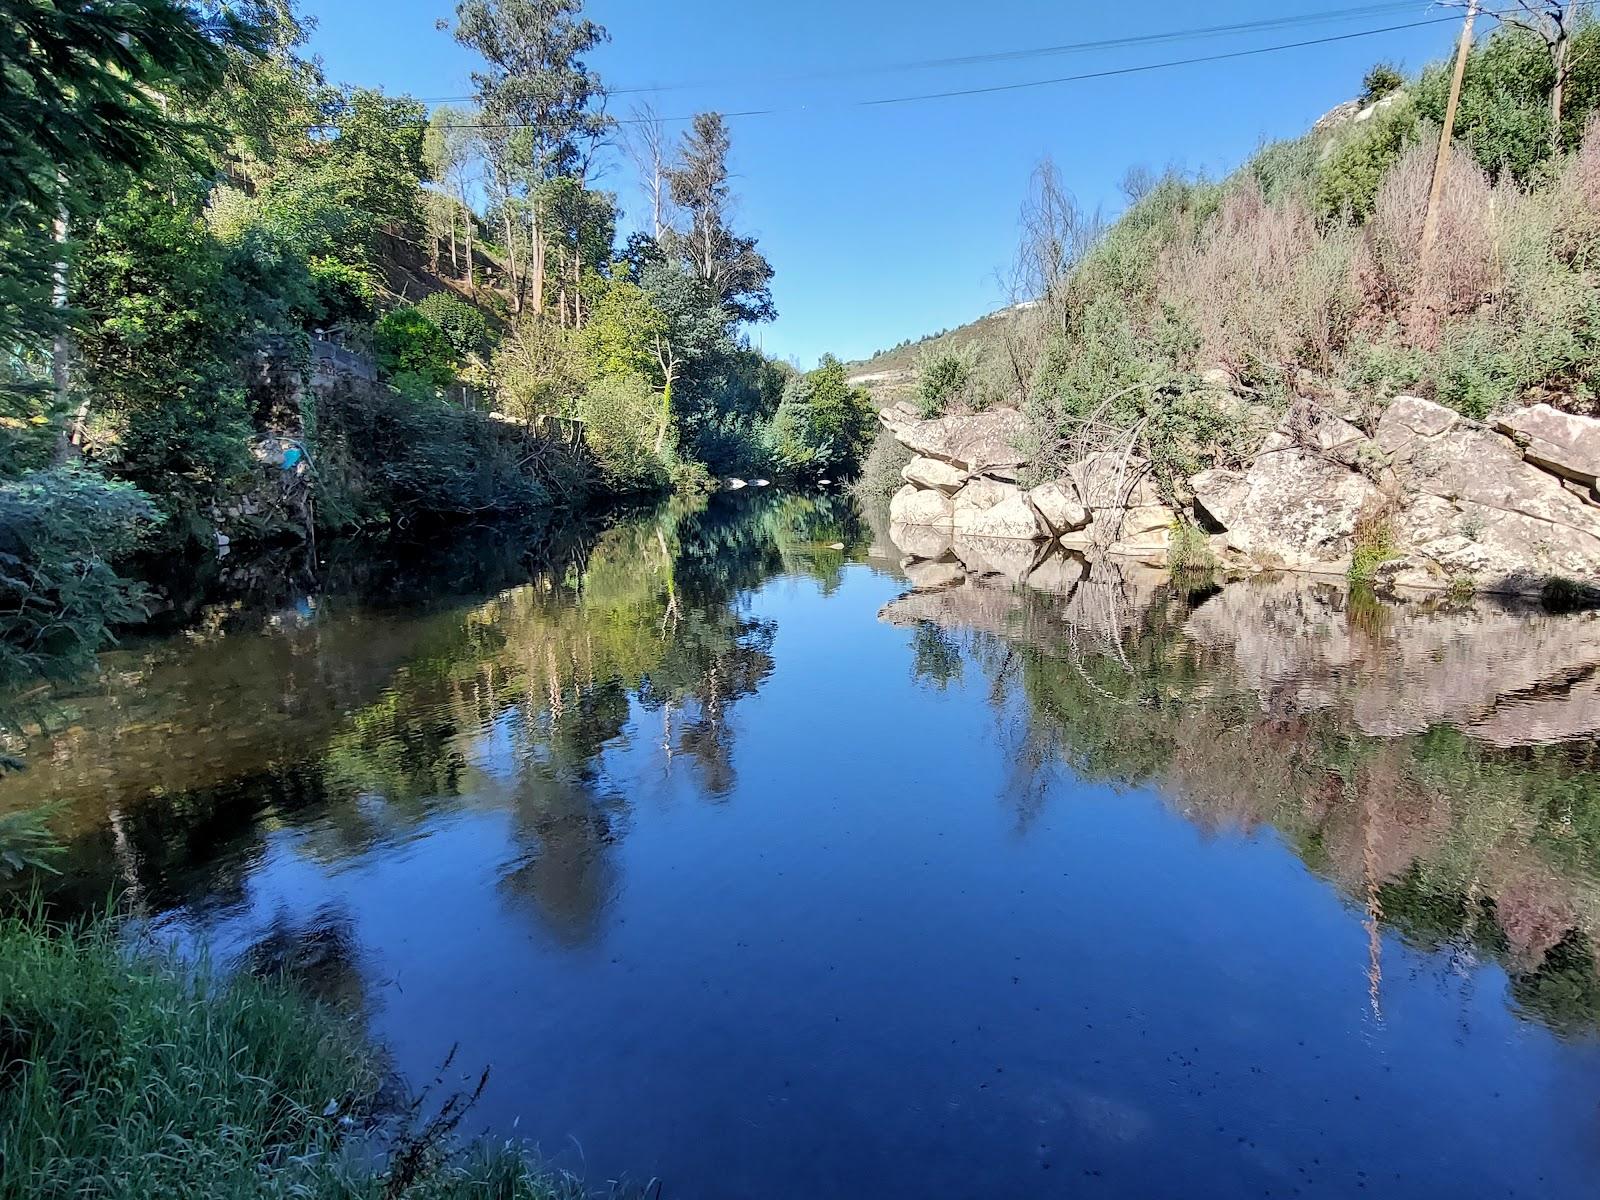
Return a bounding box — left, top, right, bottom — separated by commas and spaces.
303, 1, 1469, 367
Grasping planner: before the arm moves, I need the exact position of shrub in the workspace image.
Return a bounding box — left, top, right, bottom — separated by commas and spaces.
1362, 139, 1499, 347
1362, 62, 1405, 103
313, 378, 551, 525
1168, 519, 1216, 572
0, 467, 158, 687
578, 373, 671, 495
493, 318, 588, 422
1349, 499, 1398, 583
1162, 182, 1359, 375
415, 291, 493, 360
854, 426, 914, 501
1315, 97, 1420, 222
374, 305, 459, 389
917, 346, 976, 417
765, 356, 877, 480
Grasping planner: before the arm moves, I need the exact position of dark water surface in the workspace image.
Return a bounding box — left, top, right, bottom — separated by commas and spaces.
8, 493, 1600, 1197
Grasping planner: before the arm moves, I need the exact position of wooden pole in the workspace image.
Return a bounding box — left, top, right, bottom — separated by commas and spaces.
1420, 0, 1478, 258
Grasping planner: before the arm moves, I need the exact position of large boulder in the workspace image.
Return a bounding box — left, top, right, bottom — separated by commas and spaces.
1027, 480, 1091, 534
879, 406, 1030, 476
1376, 395, 1459, 458
1068, 451, 1160, 508
1189, 468, 1249, 531
889, 483, 954, 527
1278, 396, 1368, 466
1388, 428, 1600, 593
952, 477, 1047, 540
1214, 432, 1384, 569
902, 455, 968, 494
1495, 403, 1600, 490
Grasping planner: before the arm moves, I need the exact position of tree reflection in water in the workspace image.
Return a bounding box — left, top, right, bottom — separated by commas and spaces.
882, 559, 1600, 1036
4, 491, 865, 952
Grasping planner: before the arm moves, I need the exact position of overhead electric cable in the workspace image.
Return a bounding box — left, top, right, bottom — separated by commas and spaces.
416, 12, 1474, 131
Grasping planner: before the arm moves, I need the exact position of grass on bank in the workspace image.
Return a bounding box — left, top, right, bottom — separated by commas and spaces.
0, 908, 577, 1200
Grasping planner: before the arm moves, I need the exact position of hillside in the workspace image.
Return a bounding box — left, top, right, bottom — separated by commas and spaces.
847, 303, 1032, 405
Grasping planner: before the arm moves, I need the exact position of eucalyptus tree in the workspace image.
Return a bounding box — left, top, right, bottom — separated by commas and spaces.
664, 111, 776, 325
452, 0, 613, 315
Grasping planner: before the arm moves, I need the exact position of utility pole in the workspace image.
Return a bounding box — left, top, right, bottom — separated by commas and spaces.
1420, 0, 1478, 260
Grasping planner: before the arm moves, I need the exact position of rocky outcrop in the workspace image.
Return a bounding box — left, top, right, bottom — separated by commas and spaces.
879, 393, 1600, 596
878, 402, 1030, 477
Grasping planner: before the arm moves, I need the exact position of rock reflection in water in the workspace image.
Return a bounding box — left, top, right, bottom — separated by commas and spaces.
884, 530, 1600, 1034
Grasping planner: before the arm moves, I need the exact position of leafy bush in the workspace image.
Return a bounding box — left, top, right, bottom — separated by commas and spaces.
765, 356, 877, 479
374, 305, 459, 389
0, 467, 158, 687
313, 378, 552, 525
917, 346, 976, 417
1362, 62, 1405, 103
854, 427, 914, 501
415, 291, 493, 360
578, 373, 671, 495
1315, 97, 1420, 222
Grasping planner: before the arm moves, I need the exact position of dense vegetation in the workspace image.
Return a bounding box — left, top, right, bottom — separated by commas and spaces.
0, 907, 582, 1198
0, 0, 873, 689
866, 8, 1600, 510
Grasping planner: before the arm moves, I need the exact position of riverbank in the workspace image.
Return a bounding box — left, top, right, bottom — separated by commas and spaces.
0, 906, 578, 1200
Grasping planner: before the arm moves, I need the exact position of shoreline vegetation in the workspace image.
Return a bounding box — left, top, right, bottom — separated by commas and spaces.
1, 0, 876, 695
0, 904, 590, 1200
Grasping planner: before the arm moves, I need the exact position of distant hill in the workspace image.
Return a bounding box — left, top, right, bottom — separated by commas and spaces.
847, 302, 1035, 406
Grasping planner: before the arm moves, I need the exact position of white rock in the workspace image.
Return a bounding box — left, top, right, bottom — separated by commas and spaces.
902, 455, 968, 494
1028, 480, 1091, 534
889, 484, 955, 527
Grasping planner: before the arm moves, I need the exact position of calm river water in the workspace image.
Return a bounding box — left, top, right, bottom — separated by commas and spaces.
8, 492, 1600, 1197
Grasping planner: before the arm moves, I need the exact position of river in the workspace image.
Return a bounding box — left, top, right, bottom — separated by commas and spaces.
6, 491, 1600, 1197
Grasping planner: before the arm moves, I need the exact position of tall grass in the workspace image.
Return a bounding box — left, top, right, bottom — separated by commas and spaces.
0, 910, 574, 1199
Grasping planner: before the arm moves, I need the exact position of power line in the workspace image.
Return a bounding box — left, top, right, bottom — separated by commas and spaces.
424, 13, 1473, 131
325, 0, 1446, 111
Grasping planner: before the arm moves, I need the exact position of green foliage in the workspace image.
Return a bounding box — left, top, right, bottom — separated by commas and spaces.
0, 467, 158, 687
374, 306, 459, 390
0, 908, 577, 1198
414, 291, 493, 360
0, 807, 61, 877
917, 345, 976, 417
1314, 96, 1420, 222
1362, 62, 1405, 103
313, 379, 551, 526
73, 186, 259, 526
578, 373, 671, 495
765, 355, 876, 479
1349, 505, 1398, 584
1167, 519, 1215, 573
579, 277, 667, 381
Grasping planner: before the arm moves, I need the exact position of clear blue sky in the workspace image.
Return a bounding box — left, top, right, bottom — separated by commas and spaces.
302, 0, 1468, 367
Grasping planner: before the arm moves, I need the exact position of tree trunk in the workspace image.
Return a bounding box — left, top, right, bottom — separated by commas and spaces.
502, 207, 520, 314
1551, 30, 1569, 154
448, 205, 458, 275
655, 372, 674, 454
466, 211, 475, 289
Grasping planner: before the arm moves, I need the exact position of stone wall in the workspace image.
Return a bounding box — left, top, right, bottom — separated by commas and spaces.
879, 394, 1600, 598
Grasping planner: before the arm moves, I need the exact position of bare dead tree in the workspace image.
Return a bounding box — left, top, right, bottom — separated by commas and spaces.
625, 101, 674, 241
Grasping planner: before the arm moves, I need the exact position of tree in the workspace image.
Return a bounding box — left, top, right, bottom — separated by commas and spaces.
624, 102, 674, 240
765, 355, 875, 479
664, 112, 776, 324
1487, 1, 1585, 152
452, 0, 613, 314
423, 105, 481, 280
0, 0, 250, 464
